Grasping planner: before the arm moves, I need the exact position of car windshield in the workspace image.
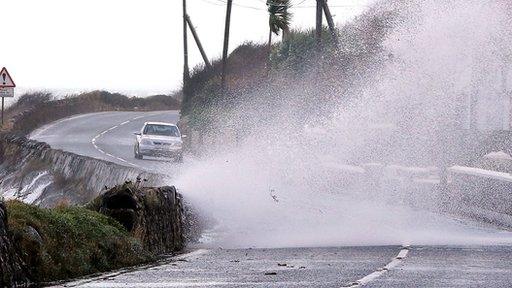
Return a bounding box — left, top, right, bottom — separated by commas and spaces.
143, 124, 180, 137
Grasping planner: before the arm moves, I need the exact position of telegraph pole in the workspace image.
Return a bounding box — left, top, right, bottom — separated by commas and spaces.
316, 0, 323, 51
186, 15, 212, 70
183, 0, 190, 85
319, 0, 338, 47
221, 0, 233, 94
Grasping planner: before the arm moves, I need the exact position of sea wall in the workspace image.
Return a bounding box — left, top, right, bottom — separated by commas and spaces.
0, 134, 163, 207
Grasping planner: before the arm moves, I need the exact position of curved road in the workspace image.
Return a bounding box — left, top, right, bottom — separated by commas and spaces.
32, 111, 512, 287
31, 110, 180, 174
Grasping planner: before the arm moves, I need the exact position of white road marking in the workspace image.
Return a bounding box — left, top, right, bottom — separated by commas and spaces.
115, 157, 128, 163
91, 124, 139, 168
344, 246, 410, 287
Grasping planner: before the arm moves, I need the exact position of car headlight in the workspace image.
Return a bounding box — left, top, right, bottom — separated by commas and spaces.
141, 139, 153, 145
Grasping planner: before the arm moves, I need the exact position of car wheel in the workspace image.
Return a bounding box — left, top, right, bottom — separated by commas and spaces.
134, 145, 143, 159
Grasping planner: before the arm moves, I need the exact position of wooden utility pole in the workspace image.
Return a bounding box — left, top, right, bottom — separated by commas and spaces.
221, 0, 233, 94
319, 0, 338, 47
185, 15, 212, 70
316, 0, 323, 50
183, 0, 190, 85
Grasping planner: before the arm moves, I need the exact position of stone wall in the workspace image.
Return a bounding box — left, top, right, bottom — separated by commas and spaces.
88, 183, 184, 254
0, 201, 29, 287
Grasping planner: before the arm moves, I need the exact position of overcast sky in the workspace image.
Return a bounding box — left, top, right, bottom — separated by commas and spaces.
0, 0, 373, 97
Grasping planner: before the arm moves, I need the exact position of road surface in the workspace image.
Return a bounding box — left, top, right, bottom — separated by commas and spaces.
52, 245, 512, 287
33, 111, 512, 287
31, 111, 180, 174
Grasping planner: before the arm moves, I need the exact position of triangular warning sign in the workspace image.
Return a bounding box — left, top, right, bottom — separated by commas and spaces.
0, 67, 16, 88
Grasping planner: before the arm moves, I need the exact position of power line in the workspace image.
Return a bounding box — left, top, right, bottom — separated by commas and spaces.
197, 0, 369, 12
258, 0, 309, 7
202, 0, 266, 10
259, 0, 368, 8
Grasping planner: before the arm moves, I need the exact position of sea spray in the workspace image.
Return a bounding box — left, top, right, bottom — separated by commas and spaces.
172, 0, 512, 248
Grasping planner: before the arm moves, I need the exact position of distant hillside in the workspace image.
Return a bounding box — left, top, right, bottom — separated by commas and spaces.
4, 90, 181, 135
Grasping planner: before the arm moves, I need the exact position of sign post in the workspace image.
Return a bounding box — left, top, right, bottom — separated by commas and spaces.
0, 68, 16, 126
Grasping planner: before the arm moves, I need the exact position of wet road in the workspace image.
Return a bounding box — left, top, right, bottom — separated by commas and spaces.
52, 246, 512, 288
30, 110, 180, 174
32, 112, 512, 287
368, 246, 512, 287
57, 247, 401, 287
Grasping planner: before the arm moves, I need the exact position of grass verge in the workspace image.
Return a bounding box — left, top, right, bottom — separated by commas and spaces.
6, 200, 153, 283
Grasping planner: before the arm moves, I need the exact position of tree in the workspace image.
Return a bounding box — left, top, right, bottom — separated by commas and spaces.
266, 0, 292, 61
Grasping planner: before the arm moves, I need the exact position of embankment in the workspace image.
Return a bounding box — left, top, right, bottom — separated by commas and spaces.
0, 134, 164, 207
0, 132, 187, 286
0, 182, 184, 286
5, 199, 152, 285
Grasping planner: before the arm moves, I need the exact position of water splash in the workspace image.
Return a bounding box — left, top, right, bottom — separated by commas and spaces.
172, 0, 512, 248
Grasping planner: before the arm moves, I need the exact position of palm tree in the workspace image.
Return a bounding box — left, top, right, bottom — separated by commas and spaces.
266, 0, 292, 60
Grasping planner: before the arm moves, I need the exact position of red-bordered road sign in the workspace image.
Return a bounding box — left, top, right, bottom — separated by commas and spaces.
0, 67, 16, 88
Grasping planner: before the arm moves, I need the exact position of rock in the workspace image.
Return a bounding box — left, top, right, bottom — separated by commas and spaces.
89, 183, 184, 254
24, 226, 43, 246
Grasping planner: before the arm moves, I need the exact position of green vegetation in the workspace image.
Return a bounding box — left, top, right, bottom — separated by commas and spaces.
6, 200, 152, 283
181, 7, 396, 137
267, 0, 292, 54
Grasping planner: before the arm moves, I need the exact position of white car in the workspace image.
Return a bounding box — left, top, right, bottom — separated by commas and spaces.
134, 122, 184, 161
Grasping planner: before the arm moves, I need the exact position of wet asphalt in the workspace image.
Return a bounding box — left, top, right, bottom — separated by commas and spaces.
52, 246, 512, 288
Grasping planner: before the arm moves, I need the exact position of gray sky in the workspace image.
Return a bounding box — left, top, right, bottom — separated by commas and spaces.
0, 0, 373, 96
